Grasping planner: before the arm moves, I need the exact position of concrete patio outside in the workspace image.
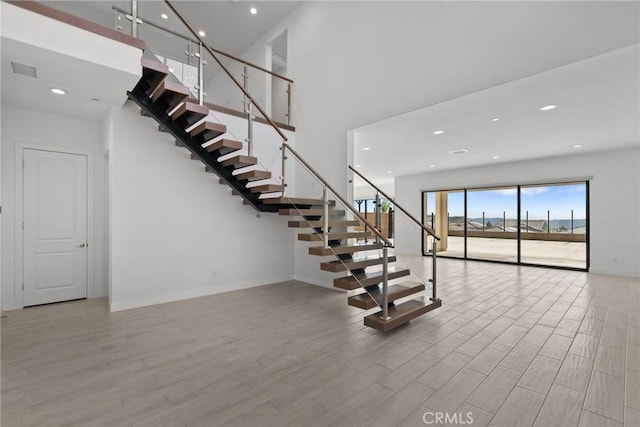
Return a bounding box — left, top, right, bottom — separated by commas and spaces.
435, 236, 587, 269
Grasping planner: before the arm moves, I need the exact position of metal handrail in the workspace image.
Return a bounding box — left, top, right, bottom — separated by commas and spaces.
283, 143, 393, 247
349, 165, 441, 241
112, 5, 293, 83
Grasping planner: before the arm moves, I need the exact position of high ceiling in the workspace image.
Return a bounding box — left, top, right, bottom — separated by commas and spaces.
2, 0, 300, 120
40, 0, 301, 56
353, 44, 640, 190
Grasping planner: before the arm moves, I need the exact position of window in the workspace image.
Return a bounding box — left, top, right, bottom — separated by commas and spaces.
422, 181, 589, 270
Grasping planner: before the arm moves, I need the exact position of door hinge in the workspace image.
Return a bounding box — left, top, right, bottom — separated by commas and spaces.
22, 222, 24, 230
22, 283, 24, 291
22, 159, 24, 169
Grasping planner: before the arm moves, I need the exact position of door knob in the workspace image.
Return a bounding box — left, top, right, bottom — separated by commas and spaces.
79, 243, 86, 248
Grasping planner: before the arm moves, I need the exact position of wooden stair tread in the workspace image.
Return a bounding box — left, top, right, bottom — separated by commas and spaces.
142, 57, 169, 74
298, 231, 371, 242
171, 102, 209, 128
140, 58, 168, 95
334, 267, 410, 290
364, 299, 442, 332
279, 208, 345, 216
264, 197, 336, 206
308, 243, 383, 256
221, 155, 257, 169
320, 255, 396, 273
190, 121, 227, 144
288, 220, 360, 228
250, 184, 285, 194
205, 139, 242, 156
348, 282, 426, 310
235, 170, 272, 181
150, 81, 190, 111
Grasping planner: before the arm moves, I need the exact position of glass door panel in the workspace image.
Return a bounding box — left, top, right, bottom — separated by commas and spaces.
520, 183, 587, 269
423, 190, 464, 258
467, 187, 518, 262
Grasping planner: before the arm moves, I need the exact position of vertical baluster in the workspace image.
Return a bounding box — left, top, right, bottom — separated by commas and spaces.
382, 247, 390, 320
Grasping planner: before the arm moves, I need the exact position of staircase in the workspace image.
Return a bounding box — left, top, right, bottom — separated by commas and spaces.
127, 57, 441, 332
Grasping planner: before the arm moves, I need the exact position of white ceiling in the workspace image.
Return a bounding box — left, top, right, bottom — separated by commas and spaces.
40, 0, 301, 56
1, 37, 140, 120
353, 44, 640, 188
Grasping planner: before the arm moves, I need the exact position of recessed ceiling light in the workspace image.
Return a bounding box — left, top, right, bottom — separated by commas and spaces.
448, 149, 468, 155
362, 147, 371, 151
50, 88, 66, 95
573, 144, 583, 148
492, 118, 500, 122
161, 13, 168, 19
356, 164, 362, 168
493, 155, 500, 159
433, 130, 445, 135
429, 165, 436, 168
250, 7, 257, 15
198, 30, 206, 37
387, 171, 392, 174
540, 104, 557, 111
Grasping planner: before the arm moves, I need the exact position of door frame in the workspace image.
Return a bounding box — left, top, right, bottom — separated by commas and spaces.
14, 143, 95, 308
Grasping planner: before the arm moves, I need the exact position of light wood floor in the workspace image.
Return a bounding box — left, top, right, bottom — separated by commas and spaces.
2, 257, 639, 426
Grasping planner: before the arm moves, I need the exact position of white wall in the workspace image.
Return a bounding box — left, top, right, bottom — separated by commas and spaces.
106, 101, 295, 311
215, 1, 639, 287
394, 147, 640, 277
1, 105, 108, 310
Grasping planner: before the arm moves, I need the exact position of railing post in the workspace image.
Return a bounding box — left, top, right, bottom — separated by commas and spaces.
246, 103, 254, 157
364, 200, 368, 243
197, 42, 204, 105
280, 142, 286, 195
131, 0, 138, 38
503, 211, 506, 232
431, 240, 437, 300
323, 185, 329, 249
287, 82, 292, 125
242, 64, 249, 111
375, 192, 381, 244
381, 247, 390, 320
571, 209, 574, 234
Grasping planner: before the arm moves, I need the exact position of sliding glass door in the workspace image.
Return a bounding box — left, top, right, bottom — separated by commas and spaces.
466, 187, 518, 262
520, 183, 588, 269
422, 190, 464, 258
422, 181, 589, 270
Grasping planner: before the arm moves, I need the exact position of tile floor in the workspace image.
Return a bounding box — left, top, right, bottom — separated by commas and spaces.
1, 256, 638, 426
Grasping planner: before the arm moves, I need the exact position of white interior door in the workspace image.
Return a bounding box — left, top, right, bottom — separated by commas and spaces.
23, 149, 88, 306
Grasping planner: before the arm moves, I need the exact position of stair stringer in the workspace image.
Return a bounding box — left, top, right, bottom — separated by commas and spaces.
127, 88, 280, 213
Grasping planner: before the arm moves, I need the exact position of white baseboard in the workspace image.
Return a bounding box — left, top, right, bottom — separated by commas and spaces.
109, 274, 294, 312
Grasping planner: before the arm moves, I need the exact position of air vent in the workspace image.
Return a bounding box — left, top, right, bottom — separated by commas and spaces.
11, 61, 37, 78
448, 149, 469, 155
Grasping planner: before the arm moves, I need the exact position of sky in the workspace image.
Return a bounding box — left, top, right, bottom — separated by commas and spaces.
423, 183, 587, 220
